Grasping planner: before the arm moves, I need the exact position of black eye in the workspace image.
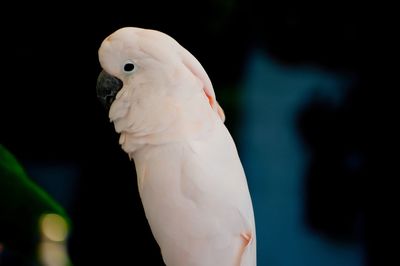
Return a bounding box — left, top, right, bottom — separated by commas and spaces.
123, 62, 135, 72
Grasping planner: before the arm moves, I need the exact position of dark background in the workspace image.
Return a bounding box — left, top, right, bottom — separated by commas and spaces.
0, 1, 396, 265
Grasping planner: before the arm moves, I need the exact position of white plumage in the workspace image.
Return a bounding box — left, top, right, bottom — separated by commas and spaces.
98, 27, 256, 266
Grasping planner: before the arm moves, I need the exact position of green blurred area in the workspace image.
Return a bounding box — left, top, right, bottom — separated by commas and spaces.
0, 144, 70, 264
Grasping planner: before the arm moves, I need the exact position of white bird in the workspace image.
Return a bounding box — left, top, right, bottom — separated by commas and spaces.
96, 27, 256, 266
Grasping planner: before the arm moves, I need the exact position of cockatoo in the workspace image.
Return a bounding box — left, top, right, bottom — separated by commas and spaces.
96, 27, 256, 266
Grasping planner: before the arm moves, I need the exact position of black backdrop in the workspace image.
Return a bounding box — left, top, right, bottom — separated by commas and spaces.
1, 2, 396, 265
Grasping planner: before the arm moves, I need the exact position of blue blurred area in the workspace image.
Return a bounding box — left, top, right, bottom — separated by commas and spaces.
22, 161, 80, 211
238, 49, 363, 265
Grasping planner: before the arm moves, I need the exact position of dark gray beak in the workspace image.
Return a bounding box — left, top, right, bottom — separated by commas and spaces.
96, 70, 123, 110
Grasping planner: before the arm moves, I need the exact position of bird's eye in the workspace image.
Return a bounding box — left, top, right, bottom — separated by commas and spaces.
123, 61, 135, 73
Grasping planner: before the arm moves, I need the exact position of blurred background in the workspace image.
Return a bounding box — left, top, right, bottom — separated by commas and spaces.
0, 1, 395, 265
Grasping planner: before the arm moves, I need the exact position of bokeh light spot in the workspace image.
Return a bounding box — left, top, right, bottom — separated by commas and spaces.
40, 213, 69, 242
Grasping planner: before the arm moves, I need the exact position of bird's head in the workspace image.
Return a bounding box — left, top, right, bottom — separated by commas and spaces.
96, 27, 185, 109
96, 27, 224, 142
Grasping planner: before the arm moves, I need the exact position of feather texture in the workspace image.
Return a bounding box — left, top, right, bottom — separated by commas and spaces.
98, 27, 256, 265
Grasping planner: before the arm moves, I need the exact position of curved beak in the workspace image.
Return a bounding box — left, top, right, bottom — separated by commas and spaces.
96, 70, 123, 110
